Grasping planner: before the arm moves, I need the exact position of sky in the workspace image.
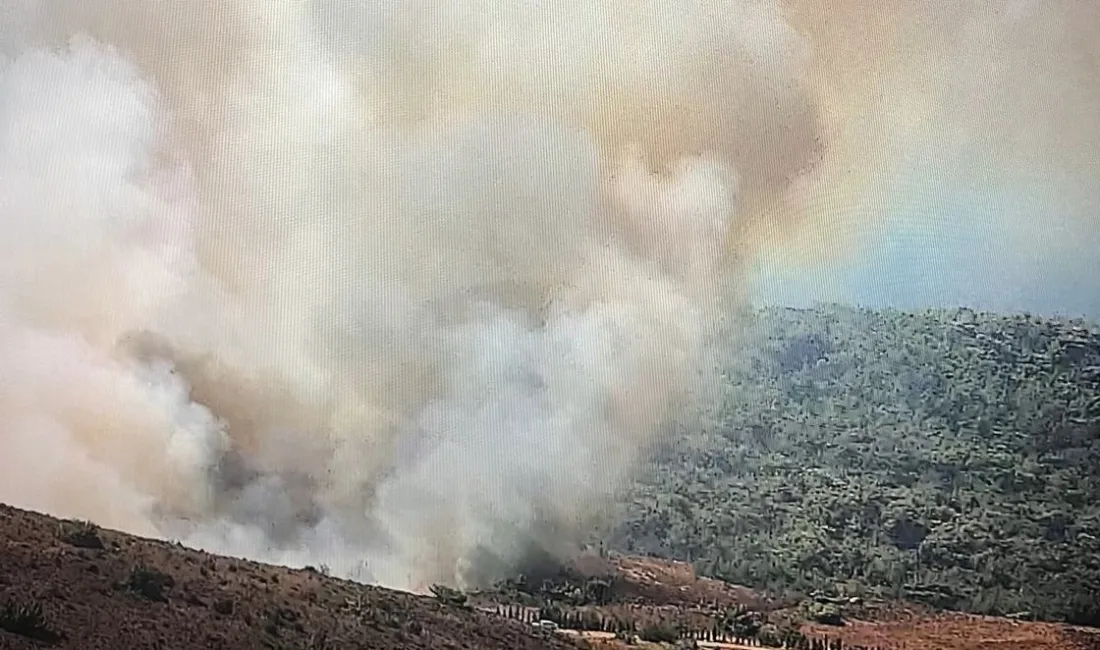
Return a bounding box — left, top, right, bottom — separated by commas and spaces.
748, 0, 1100, 322
752, 151, 1100, 321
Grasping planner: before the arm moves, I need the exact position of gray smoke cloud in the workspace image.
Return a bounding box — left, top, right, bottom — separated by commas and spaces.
0, 0, 819, 590
1, 0, 1095, 590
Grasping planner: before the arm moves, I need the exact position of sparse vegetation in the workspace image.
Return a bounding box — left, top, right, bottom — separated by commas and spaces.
429, 584, 469, 607
124, 564, 176, 602
0, 598, 61, 643
611, 305, 1100, 626
56, 519, 104, 550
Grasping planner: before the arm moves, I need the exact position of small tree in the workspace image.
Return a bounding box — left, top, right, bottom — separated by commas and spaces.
639, 622, 679, 643
428, 584, 467, 607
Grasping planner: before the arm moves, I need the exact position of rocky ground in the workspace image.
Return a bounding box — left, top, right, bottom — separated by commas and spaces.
1, 503, 1098, 650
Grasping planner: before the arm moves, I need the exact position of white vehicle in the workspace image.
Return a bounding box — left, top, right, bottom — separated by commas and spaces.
537, 620, 559, 632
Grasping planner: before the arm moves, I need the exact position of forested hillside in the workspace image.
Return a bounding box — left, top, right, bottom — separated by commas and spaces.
611, 306, 1100, 626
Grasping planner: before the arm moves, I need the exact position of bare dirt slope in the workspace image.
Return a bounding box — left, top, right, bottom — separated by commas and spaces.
607, 555, 775, 610
801, 613, 1100, 650
0, 503, 582, 650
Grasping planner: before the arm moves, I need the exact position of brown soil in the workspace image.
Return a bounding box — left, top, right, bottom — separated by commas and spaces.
608, 555, 777, 610
801, 613, 1100, 650
0, 503, 583, 650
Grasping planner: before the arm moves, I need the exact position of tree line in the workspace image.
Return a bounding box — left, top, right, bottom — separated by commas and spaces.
493, 603, 889, 649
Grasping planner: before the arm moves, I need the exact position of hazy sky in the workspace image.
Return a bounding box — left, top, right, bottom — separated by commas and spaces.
752, 148, 1100, 321
748, 0, 1100, 322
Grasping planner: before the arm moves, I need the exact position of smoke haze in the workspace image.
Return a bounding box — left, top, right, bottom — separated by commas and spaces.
758, 1, 1100, 317
1, 0, 1097, 589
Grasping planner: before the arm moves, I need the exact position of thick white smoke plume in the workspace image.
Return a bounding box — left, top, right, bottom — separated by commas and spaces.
3, 0, 1096, 590
0, 0, 823, 589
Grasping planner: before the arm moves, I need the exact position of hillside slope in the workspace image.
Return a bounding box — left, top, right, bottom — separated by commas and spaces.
0, 504, 581, 650
3, 501, 1098, 650
611, 305, 1100, 625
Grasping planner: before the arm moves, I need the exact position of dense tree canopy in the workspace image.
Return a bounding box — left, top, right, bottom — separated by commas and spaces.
610, 305, 1100, 626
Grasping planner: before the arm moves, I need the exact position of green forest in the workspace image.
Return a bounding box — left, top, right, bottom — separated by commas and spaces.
609, 305, 1100, 626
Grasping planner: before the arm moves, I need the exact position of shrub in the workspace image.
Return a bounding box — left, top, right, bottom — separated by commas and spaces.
639, 622, 680, 643
429, 584, 468, 607
57, 520, 104, 550
0, 599, 62, 643
124, 565, 176, 602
